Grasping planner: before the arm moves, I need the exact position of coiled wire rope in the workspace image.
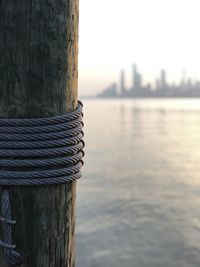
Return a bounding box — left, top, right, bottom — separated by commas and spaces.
0, 101, 84, 266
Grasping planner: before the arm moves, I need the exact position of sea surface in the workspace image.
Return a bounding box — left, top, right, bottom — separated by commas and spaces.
77, 98, 200, 267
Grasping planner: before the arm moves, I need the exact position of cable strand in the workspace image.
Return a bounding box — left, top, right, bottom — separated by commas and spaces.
0, 101, 84, 266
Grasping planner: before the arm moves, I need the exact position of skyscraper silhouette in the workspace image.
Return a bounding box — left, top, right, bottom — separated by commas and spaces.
160, 69, 167, 89
120, 70, 126, 97
133, 64, 142, 92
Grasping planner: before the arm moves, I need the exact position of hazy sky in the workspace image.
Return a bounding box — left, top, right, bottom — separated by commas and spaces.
79, 0, 200, 96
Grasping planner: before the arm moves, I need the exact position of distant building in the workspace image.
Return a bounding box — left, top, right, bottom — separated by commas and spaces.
97, 64, 200, 99
181, 69, 187, 87
146, 83, 152, 91
156, 79, 160, 91
160, 69, 167, 90
137, 73, 142, 89
98, 83, 117, 98
132, 64, 142, 93
120, 70, 126, 97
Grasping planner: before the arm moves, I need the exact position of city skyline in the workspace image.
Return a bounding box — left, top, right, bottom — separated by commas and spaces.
98, 64, 200, 98
79, 0, 200, 96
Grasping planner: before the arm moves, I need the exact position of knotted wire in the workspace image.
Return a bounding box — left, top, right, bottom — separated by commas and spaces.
0, 101, 84, 266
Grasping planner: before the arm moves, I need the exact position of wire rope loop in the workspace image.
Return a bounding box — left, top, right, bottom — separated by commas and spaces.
0, 101, 84, 266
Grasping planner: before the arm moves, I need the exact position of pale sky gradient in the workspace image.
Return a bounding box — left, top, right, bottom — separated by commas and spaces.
79, 0, 200, 96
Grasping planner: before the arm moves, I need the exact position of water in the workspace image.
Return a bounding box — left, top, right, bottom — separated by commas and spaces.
77, 98, 200, 267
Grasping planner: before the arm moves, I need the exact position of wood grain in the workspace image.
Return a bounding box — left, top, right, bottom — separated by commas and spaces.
0, 0, 79, 266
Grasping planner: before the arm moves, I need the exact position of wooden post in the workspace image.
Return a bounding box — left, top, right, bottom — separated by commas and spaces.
0, 0, 79, 266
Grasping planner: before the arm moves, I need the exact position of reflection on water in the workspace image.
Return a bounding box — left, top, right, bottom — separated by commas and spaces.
77, 99, 200, 267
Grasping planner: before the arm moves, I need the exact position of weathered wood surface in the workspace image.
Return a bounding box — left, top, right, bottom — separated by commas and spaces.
0, 0, 79, 266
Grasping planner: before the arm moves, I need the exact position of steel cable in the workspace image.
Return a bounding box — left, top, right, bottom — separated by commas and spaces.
0, 101, 84, 266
